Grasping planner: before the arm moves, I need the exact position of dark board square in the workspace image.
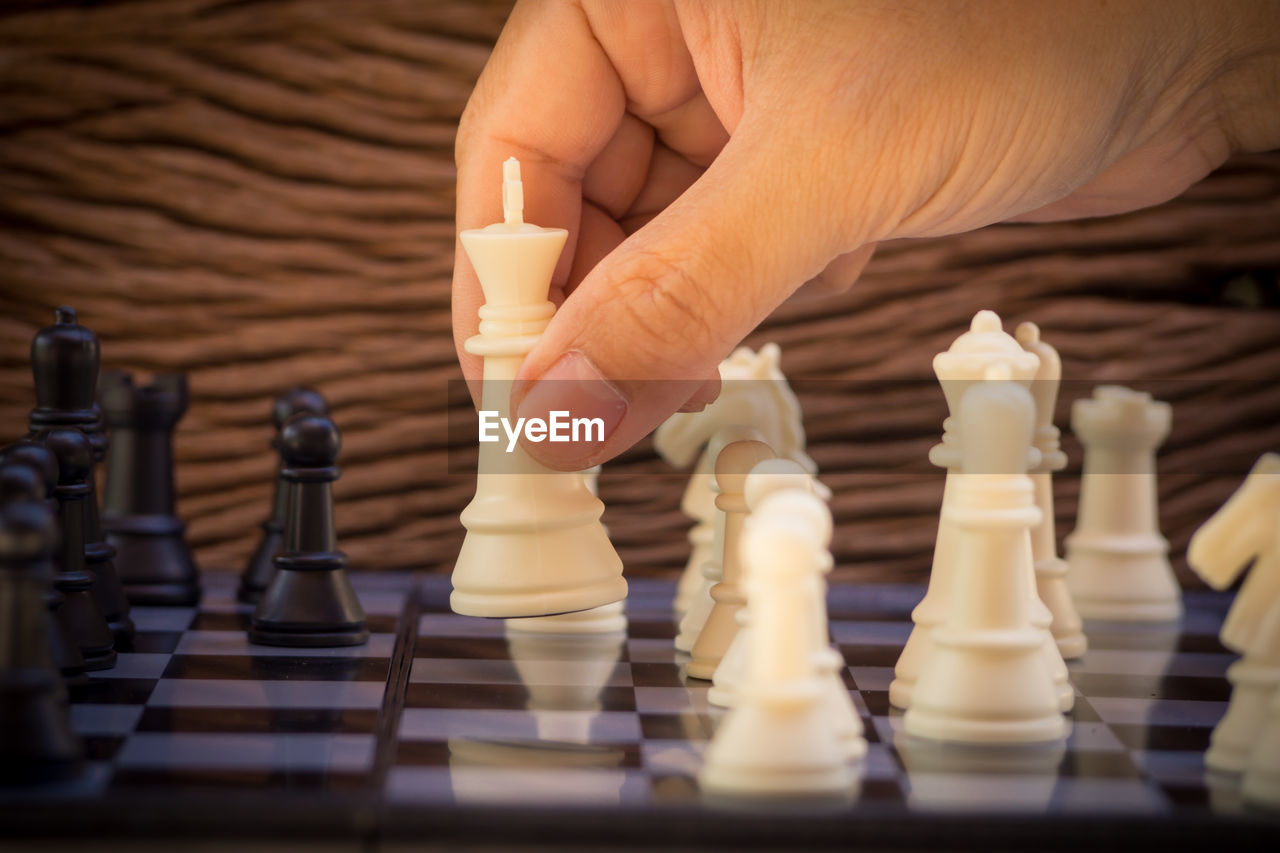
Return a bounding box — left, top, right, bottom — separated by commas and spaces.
639, 713, 712, 741
135, 707, 379, 735
1070, 673, 1232, 703
69, 677, 157, 705
625, 620, 677, 640
413, 636, 523, 660
860, 690, 893, 717
394, 740, 454, 767
121, 631, 185, 654
630, 662, 685, 688
1056, 750, 1143, 779
1109, 724, 1215, 752
81, 735, 127, 761
837, 644, 902, 667
161, 654, 390, 682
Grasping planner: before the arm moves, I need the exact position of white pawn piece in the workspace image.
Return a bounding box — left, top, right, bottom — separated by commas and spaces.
505, 467, 627, 635
904, 364, 1066, 744
674, 455, 716, 617
1186, 454, 1280, 776
452, 159, 625, 618
1065, 386, 1180, 621
890, 310, 1041, 709
674, 426, 765, 653
709, 458, 816, 707
1016, 323, 1087, 660
699, 490, 856, 797
687, 439, 777, 680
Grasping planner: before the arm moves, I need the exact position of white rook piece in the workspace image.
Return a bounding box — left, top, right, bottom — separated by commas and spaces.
904, 364, 1066, 745
686, 439, 777, 680
699, 490, 856, 797
1016, 323, 1086, 659
890, 311, 1043, 709
1065, 386, 1180, 621
451, 159, 625, 618
1186, 454, 1280, 794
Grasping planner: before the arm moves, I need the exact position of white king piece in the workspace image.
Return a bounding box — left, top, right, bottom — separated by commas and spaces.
452, 158, 626, 618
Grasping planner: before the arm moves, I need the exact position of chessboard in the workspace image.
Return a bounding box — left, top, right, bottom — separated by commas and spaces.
4, 571, 1278, 849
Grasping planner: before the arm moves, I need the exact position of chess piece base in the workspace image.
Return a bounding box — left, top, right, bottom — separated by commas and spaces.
505, 601, 626, 635
248, 625, 370, 648
106, 518, 201, 606
1066, 546, 1182, 622
251, 562, 368, 649
1205, 660, 1276, 774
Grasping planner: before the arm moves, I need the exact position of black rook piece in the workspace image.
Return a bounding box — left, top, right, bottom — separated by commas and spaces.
239, 387, 330, 604
100, 370, 200, 606
27, 307, 134, 643
0, 446, 88, 685
0, 501, 84, 784
42, 429, 116, 671
249, 414, 367, 647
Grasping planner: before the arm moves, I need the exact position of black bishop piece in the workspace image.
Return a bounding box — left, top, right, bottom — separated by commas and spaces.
239, 387, 330, 604
249, 414, 367, 647
28, 307, 134, 642
99, 370, 201, 606
0, 500, 84, 784
43, 428, 117, 671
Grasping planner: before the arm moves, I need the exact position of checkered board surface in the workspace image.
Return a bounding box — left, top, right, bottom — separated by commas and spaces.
6, 570, 1279, 846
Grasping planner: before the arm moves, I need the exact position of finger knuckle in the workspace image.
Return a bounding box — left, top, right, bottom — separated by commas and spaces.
608, 249, 720, 363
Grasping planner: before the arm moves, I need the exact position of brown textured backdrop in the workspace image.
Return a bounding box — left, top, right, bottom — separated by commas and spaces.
1, 0, 1278, 587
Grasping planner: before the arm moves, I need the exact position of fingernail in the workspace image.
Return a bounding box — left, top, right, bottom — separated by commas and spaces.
515, 351, 628, 463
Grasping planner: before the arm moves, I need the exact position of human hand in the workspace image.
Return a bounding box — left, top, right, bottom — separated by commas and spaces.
452, 0, 1280, 470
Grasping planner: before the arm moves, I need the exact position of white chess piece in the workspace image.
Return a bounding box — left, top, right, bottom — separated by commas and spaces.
890, 311, 1042, 710
1187, 454, 1280, 776
674, 426, 766, 653
687, 440, 777, 680
709, 458, 815, 708
1066, 386, 1180, 621
698, 490, 856, 796
451, 159, 625, 618
505, 467, 627, 634
904, 364, 1066, 745
1016, 323, 1087, 660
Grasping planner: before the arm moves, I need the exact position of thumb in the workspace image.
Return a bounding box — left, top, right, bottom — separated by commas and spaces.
512, 128, 852, 470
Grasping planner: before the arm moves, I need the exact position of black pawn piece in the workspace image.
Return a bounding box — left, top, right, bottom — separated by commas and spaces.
99, 370, 200, 606
0, 445, 88, 685
26, 307, 134, 642
0, 501, 84, 784
250, 414, 367, 647
42, 429, 116, 671
239, 387, 330, 604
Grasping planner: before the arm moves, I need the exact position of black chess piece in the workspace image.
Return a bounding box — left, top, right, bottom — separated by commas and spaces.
99, 369, 201, 606
27, 307, 134, 641
1, 445, 89, 685
42, 428, 117, 671
239, 387, 331, 604
0, 500, 85, 784
249, 414, 368, 647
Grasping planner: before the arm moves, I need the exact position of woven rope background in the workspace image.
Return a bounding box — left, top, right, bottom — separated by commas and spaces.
1, 0, 1278, 586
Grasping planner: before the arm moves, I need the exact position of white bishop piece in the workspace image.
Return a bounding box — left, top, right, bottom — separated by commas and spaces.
1187, 454, 1280, 807
1065, 386, 1180, 621
698, 489, 858, 796
452, 159, 625, 618
904, 364, 1066, 744
891, 311, 1071, 713
1015, 323, 1087, 659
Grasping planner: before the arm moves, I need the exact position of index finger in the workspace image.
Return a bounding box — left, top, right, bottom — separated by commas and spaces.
452, 0, 627, 396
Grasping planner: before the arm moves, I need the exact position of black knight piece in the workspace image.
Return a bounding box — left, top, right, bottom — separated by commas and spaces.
249, 414, 367, 647
1, 445, 88, 685
0, 500, 84, 784
27, 307, 134, 642
100, 370, 201, 606
239, 387, 330, 604
42, 428, 116, 671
